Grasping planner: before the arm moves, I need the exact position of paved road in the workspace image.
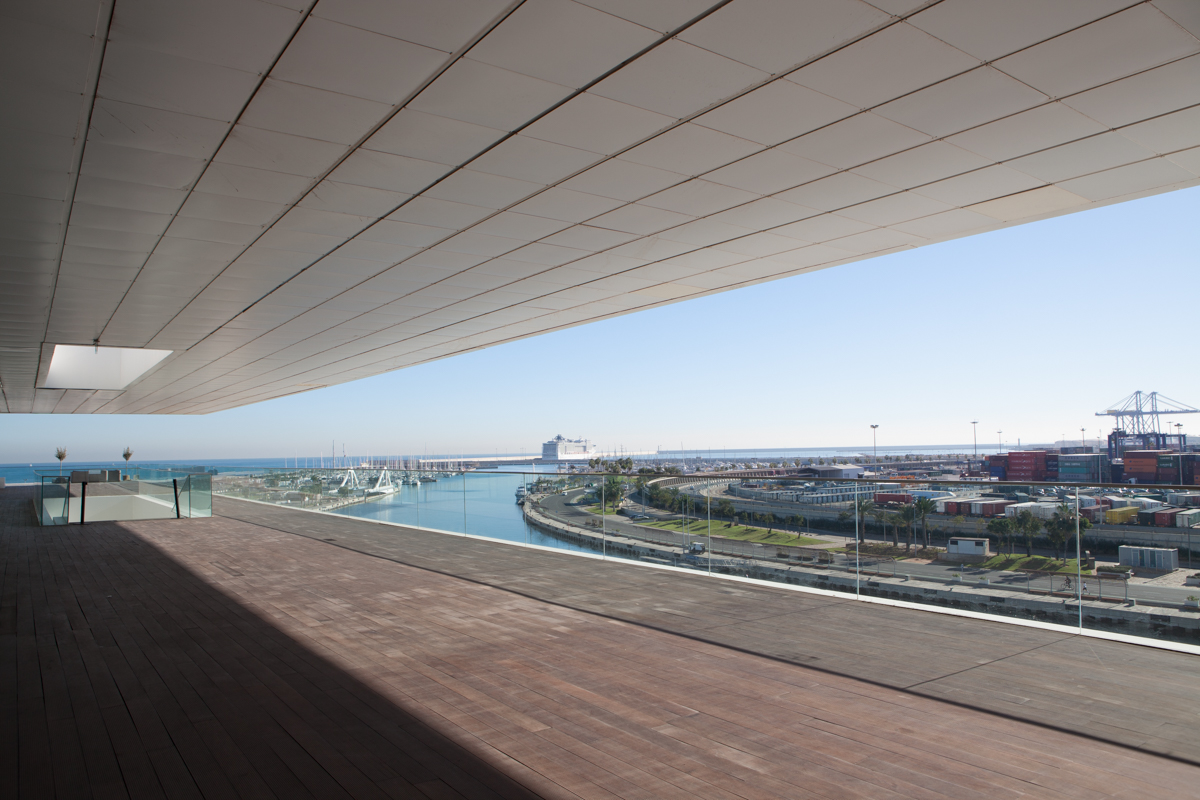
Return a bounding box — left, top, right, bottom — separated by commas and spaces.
538, 489, 1195, 608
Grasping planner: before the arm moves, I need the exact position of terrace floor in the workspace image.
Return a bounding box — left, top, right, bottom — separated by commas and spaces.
3, 485, 1199, 799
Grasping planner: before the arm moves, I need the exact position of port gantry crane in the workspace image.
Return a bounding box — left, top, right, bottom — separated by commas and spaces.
1096, 391, 1199, 435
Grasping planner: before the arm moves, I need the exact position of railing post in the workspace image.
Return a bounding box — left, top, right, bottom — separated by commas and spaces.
79, 482, 87, 524
173, 478, 181, 519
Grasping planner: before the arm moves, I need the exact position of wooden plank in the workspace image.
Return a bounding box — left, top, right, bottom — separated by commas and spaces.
4, 484, 1200, 799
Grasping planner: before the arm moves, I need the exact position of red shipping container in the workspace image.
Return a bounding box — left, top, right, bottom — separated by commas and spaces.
978, 501, 1014, 516
1155, 508, 1182, 526
874, 492, 912, 504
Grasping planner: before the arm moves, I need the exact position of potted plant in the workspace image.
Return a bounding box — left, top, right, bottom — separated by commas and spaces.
1186, 595, 1200, 609
951, 572, 962, 583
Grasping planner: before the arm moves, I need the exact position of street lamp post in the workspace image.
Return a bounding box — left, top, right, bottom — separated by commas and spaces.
997, 431, 1003, 454
871, 424, 879, 465
1176, 422, 1190, 567
971, 420, 978, 471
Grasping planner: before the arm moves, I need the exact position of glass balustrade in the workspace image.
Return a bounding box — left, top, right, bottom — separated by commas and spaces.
201, 462, 1200, 648
36, 466, 213, 524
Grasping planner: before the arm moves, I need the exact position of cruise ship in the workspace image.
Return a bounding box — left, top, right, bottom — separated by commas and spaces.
541, 435, 596, 462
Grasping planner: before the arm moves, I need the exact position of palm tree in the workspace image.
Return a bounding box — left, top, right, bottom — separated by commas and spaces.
986, 517, 1013, 558
55, 447, 67, 475
854, 498, 875, 542
914, 497, 937, 548
885, 512, 902, 547
1045, 504, 1074, 562
899, 503, 918, 551
1015, 509, 1040, 558
1075, 513, 1092, 559
122, 447, 133, 463
603, 474, 623, 512
1046, 503, 1093, 562
871, 508, 886, 544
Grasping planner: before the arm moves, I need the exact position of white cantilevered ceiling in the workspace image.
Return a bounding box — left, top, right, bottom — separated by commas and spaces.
3, 0, 1200, 414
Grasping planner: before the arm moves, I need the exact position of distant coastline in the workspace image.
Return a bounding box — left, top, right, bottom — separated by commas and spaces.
1, 443, 1057, 485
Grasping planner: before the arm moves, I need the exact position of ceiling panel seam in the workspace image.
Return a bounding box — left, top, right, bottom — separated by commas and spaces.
77, 0, 1200, 412
137, 136, 1182, 409
138, 0, 926, 403
32, 0, 115, 394
263, 52, 1200, 360
127, 0, 533, 350
155, 0, 747, 359
168, 0, 1130, 386
90, 0, 321, 344
81, 0, 538, 413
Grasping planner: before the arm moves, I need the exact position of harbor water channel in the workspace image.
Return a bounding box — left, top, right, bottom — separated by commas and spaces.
325, 468, 596, 554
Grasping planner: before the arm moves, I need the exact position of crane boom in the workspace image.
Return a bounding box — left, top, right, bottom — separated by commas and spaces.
1096, 391, 1198, 435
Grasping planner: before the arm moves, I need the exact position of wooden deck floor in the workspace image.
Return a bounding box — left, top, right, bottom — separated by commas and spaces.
3, 486, 1198, 799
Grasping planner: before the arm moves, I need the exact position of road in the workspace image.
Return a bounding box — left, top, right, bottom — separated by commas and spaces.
537, 489, 1196, 608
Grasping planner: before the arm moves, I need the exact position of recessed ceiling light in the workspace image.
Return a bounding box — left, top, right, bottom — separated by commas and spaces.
43, 345, 171, 391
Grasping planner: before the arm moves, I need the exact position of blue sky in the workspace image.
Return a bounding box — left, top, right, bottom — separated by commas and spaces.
4, 185, 1199, 464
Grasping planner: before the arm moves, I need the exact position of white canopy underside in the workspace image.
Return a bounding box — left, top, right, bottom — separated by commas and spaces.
3, 0, 1199, 413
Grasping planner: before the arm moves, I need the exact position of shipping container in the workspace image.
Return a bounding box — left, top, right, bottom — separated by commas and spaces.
1105, 506, 1139, 524
978, 500, 1015, 516
873, 492, 912, 504
1175, 509, 1200, 528
1154, 508, 1183, 526
1005, 502, 1040, 518
943, 500, 961, 515
1004, 502, 1058, 520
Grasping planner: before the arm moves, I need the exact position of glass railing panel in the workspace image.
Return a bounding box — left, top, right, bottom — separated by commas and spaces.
77, 477, 178, 522
201, 461, 1200, 648
184, 473, 212, 518
38, 476, 70, 525
175, 477, 190, 518
520, 469, 618, 559
1076, 482, 1199, 646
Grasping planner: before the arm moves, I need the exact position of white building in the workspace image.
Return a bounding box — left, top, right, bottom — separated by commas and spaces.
541, 435, 596, 462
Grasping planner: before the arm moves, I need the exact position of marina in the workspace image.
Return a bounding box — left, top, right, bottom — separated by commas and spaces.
328, 471, 595, 554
